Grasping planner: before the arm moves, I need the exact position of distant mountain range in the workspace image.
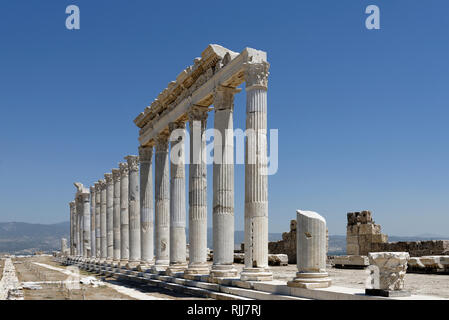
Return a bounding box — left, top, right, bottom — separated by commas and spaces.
0, 221, 447, 255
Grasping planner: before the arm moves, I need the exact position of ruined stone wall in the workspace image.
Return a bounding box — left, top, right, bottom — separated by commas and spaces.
268, 220, 329, 264
346, 211, 388, 255
372, 240, 449, 257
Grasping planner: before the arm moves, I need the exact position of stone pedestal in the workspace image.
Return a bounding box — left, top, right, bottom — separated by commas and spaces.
241, 62, 272, 282
105, 173, 114, 265
365, 252, 410, 297
185, 107, 210, 277
151, 134, 170, 273
119, 162, 130, 267
139, 146, 155, 270
210, 86, 240, 280
112, 168, 121, 265
167, 122, 188, 275
126, 155, 141, 270
288, 210, 331, 289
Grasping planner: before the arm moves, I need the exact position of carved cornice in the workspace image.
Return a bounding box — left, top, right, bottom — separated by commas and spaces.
125, 155, 139, 172
244, 62, 270, 91
119, 162, 129, 176
139, 146, 154, 162
104, 173, 113, 184
112, 168, 121, 182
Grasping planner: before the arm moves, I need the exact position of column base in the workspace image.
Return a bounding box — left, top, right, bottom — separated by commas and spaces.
112, 260, 120, 267
150, 263, 169, 274
118, 260, 129, 269
184, 263, 210, 278
287, 272, 332, 289
105, 259, 113, 266
166, 263, 188, 276
126, 261, 140, 270
240, 267, 273, 281
137, 262, 154, 272
209, 264, 238, 280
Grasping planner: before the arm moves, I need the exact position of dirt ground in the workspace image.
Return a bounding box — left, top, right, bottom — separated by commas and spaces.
12, 256, 208, 300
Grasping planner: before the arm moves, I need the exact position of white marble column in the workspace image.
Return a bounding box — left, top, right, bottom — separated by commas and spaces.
105, 173, 114, 264
81, 191, 91, 258
139, 146, 155, 270
167, 122, 187, 275
210, 86, 240, 279
185, 106, 210, 277
126, 155, 141, 269
90, 186, 96, 260
112, 168, 121, 265
119, 162, 130, 267
69, 201, 76, 256
241, 62, 273, 281
152, 134, 170, 273
76, 195, 83, 257
288, 210, 331, 289
95, 182, 101, 260
99, 179, 107, 262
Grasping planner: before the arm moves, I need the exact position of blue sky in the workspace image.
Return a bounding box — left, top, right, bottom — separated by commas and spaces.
0, 1, 448, 236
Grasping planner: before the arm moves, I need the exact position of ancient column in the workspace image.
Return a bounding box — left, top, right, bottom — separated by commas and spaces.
81, 190, 91, 258
112, 168, 121, 265
167, 122, 187, 275
126, 155, 141, 269
61, 238, 68, 255
287, 210, 331, 288
241, 62, 273, 281
151, 133, 170, 273
95, 182, 101, 260
210, 86, 240, 279
119, 162, 130, 267
185, 106, 210, 277
99, 179, 107, 263
69, 201, 75, 256
90, 186, 96, 259
76, 195, 83, 257
139, 146, 155, 270
105, 173, 114, 264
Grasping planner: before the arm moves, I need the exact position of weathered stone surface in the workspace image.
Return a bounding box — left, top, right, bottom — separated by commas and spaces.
368, 252, 409, 291
288, 210, 331, 289
372, 240, 449, 257
268, 254, 288, 266
333, 255, 369, 268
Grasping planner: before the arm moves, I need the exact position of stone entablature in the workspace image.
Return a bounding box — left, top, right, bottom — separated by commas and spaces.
134, 44, 267, 147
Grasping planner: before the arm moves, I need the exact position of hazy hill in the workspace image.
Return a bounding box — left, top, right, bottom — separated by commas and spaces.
1, 221, 447, 256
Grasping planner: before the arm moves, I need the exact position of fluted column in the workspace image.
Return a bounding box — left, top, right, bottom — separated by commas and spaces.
112, 168, 121, 265
99, 179, 107, 262
210, 86, 240, 279
90, 186, 96, 260
119, 162, 130, 267
69, 201, 76, 256
241, 62, 273, 281
81, 191, 91, 258
126, 155, 141, 269
94, 182, 101, 260
185, 106, 210, 277
167, 122, 188, 275
76, 195, 83, 257
139, 146, 154, 270
152, 133, 170, 273
105, 173, 114, 264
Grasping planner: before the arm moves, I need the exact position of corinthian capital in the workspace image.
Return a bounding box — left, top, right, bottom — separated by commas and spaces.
98, 179, 106, 190
119, 162, 129, 176
187, 105, 209, 122
125, 155, 139, 172
139, 145, 154, 163
213, 85, 241, 111
104, 173, 113, 184
112, 168, 121, 182
155, 132, 170, 151
244, 62, 270, 91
